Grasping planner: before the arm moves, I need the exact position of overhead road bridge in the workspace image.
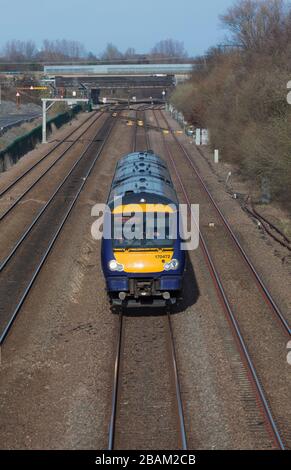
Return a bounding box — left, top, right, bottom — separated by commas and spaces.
45, 63, 193, 105
55, 75, 174, 90
44, 63, 193, 81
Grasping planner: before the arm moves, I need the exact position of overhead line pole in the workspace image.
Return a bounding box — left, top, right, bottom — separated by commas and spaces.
41, 98, 89, 144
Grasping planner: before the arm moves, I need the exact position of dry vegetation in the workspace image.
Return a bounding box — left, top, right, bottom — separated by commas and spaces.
171, 0, 291, 209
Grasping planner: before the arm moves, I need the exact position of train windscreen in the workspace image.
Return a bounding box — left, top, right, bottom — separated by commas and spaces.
112, 212, 175, 249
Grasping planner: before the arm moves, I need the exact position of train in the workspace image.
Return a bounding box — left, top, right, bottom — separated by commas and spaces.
101, 150, 185, 307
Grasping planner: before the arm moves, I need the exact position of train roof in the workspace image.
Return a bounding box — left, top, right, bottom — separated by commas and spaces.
107, 151, 178, 207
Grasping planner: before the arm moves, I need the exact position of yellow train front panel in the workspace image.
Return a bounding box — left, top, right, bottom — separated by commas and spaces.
114, 250, 174, 273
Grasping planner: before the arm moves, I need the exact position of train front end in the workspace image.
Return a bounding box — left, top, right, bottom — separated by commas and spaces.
101, 151, 185, 308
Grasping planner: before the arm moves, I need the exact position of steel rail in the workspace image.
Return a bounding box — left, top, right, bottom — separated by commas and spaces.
167, 312, 188, 450
0, 111, 98, 199
0, 114, 116, 345
243, 204, 291, 253
0, 114, 109, 271
0, 112, 104, 222
250, 203, 291, 244
152, 109, 285, 451
242, 199, 291, 251
146, 112, 188, 450
158, 110, 290, 337
132, 111, 138, 153
132, 106, 143, 152
132, 105, 151, 153
108, 108, 139, 449
108, 312, 188, 451
143, 109, 150, 151
108, 311, 123, 450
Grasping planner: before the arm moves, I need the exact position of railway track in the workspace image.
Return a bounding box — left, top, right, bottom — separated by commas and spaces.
108, 110, 187, 450
2, 103, 288, 449
159, 110, 290, 337
243, 199, 291, 253
108, 310, 188, 450
0, 111, 117, 344
193, 145, 291, 254
152, 108, 289, 450
0, 110, 107, 270
0, 110, 100, 199
132, 106, 150, 152
0, 111, 105, 222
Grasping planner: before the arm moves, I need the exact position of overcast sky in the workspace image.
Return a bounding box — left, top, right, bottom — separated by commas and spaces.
0, 0, 235, 56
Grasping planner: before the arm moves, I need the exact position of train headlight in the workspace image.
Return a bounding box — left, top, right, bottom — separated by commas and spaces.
109, 260, 124, 272
164, 259, 179, 271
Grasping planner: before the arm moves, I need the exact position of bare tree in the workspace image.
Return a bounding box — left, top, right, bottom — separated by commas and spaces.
24, 40, 37, 59
87, 51, 98, 61
101, 43, 123, 61
220, 0, 288, 51
1, 38, 88, 62
38, 39, 86, 61
124, 47, 136, 59
151, 39, 188, 58
3, 40, 37, 61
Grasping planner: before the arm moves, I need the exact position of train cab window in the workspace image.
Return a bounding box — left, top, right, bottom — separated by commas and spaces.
112, 212, 175, 249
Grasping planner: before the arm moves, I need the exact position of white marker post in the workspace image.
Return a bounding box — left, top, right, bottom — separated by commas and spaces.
195, 129, 201, 146
214, 149, 219, 163
226, 171, 232, 185
287, 81, 291, 105
16, 92, 20, 108
201, 129, 209, 145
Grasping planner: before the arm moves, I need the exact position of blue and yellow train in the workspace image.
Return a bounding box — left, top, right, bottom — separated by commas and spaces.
101, 151, 185, 307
